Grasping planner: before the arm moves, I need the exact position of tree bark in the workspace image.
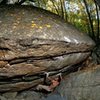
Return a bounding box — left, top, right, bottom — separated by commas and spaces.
95, 0, 100, 8
83, 0, 95, 39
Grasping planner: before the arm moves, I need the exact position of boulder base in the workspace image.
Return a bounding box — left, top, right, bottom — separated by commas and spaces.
56, 65, 100, 100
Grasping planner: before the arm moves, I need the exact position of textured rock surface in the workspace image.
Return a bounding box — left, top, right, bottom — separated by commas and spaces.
0, 5, 95, 92
42, 93, 66, 100
0, 65, 99, 100
0, 5, 95, 45
56, 65, 100, 100
0, 91, 44, 100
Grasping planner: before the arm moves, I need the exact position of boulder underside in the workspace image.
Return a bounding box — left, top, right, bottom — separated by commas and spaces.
0, 37, 91, 92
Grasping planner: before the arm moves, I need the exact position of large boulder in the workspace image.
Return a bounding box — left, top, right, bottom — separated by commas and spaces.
0, 5, 95, 92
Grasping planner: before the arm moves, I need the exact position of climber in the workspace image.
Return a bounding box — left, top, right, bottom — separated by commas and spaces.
36, 72, 62, 93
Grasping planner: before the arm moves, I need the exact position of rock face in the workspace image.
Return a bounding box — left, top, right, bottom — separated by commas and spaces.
0, 5, 95, 92
56, 65, 100, 100
0, 91, 44, 100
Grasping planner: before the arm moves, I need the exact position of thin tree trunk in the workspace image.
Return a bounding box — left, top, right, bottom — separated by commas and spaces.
83, 0, 95, 39
95, 0, 100, 8
63, 0, 68, 21
51, 0, 60, 15
94, 0, 100, 42
60, 0, 64, 19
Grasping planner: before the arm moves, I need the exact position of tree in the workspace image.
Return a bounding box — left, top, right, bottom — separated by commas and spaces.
95, 0, 100, 8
